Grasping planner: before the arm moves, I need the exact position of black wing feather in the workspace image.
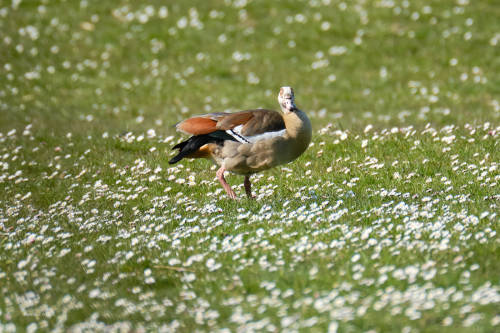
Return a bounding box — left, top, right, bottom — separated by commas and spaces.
169, 131, 237, 164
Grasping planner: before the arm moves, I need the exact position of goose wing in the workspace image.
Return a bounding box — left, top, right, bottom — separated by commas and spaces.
176, 109, 286, 143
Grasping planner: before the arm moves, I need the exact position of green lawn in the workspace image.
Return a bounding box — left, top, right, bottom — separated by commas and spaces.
0, 0, 499, 331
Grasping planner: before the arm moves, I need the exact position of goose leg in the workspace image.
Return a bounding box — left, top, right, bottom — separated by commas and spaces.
216, 166, 237, 199
244, 175, 255, 199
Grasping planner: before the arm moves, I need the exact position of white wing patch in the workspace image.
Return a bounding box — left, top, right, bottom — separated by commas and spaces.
226, 125, 248, 143
244, 129, 287, 143
226, 125, 286, 144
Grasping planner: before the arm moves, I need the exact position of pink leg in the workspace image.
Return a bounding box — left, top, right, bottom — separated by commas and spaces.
244, 175, 255, 199
216, 166, 237, 199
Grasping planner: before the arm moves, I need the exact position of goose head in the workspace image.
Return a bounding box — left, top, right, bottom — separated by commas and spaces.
278, 86, 297, 114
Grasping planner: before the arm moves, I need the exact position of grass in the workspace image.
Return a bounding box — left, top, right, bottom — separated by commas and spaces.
0, 0, 499, 331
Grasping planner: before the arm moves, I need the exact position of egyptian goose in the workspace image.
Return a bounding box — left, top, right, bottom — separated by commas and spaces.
169, 87, 312, 199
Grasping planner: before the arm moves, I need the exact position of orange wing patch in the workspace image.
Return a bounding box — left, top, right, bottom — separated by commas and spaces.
177, 117, 218, 135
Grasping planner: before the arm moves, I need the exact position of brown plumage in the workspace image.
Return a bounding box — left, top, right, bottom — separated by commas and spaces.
169, 87, 312, 199
177, 110, 285, 136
